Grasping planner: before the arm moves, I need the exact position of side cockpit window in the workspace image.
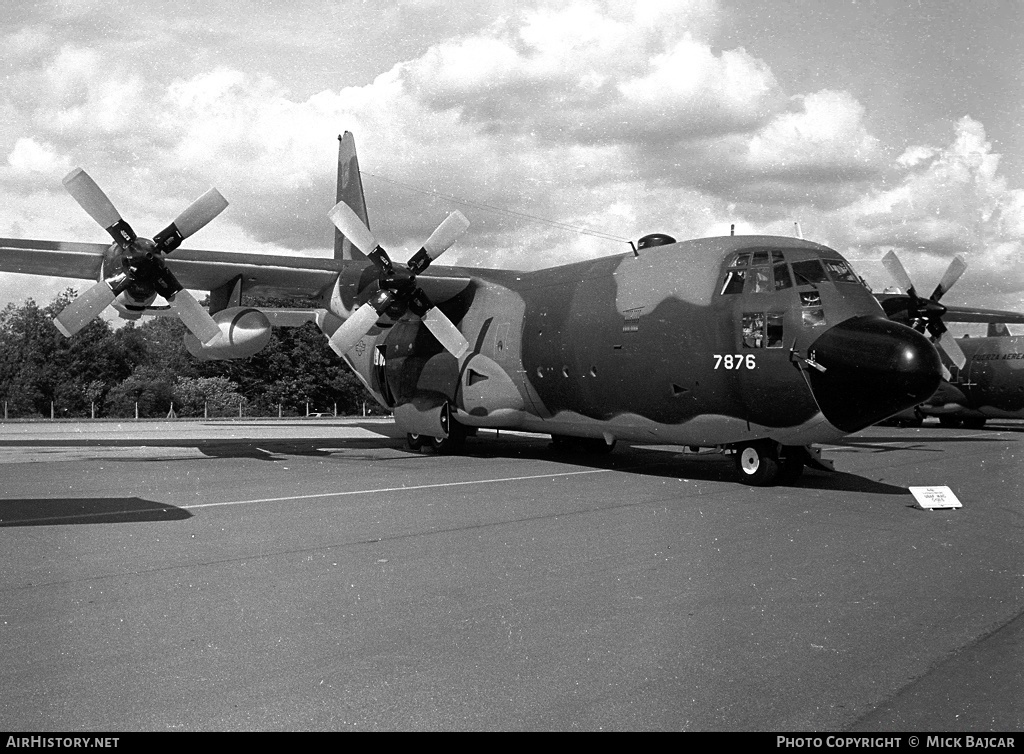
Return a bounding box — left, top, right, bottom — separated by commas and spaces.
720, 249, 786, 295
742, 312, 785, 349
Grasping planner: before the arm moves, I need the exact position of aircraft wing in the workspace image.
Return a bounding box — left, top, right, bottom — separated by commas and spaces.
1, 237, 474, 304
875, 293, 1024, 325
0, 237, 347, 299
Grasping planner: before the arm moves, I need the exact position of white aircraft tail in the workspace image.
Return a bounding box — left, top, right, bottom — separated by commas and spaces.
334, 132, 370, 261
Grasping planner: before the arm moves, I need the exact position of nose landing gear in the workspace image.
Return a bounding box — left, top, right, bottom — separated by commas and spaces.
733, 441, 808, 486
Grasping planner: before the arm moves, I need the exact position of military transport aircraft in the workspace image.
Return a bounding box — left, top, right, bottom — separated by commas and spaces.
883, 322, 1024, 428
0, 133, 945, 485
874, 253, 1024, 428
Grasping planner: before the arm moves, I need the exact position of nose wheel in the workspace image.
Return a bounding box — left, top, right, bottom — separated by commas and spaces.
735, 441, 780, 486
734, 441, 807, 486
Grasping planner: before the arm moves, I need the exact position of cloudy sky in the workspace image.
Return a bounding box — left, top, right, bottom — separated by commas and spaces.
2, 0, 1023, 332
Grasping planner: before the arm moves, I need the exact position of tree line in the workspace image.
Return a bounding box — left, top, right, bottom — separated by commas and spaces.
0, 290, 375, 419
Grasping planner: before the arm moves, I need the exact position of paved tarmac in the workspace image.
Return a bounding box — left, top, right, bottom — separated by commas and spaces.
0, 417, 1021, 732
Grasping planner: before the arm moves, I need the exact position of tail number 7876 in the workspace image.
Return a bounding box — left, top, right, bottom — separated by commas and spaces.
714, 354, 757, 370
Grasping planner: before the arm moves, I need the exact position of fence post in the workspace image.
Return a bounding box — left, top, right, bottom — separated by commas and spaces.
278, 403, 282, 419
204, 401, 208, 420
135, 402, 139, 420
91, 402, 95, 420
238, 401, 242, 419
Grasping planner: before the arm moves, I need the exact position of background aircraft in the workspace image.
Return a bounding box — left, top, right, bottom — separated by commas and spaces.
874, 253, 1024, 428
0, 134, 944, 485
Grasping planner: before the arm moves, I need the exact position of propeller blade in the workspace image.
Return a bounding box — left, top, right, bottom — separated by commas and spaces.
168, 289, 221, 345
880, 250, 919, 298
328, 202, 379, 257
422, 307, 469, 358
408, 211, 471, 274
53, 281, 116, 337
422, 211, 470, 259
934, 330, 967, 370
929, 255, 967, 302
328, 301, 384, 356
62, 168, 136, 246
153, 188, 229, 254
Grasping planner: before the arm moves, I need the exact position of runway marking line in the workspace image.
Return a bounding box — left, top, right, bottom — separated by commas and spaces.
181, 467, 615, 511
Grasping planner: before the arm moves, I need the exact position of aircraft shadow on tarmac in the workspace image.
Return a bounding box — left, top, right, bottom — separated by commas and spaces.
425, 434, 913, 496
0, 497, 192, 527
0, 421, 949, 496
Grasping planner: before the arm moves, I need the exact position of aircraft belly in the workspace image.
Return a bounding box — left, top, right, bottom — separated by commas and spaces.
509, 409, 844, 447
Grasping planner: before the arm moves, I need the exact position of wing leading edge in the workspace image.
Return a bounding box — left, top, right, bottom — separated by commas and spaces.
0, 237, 346, 300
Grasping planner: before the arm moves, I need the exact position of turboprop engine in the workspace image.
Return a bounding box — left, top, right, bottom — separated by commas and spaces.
184, 307, 272, 361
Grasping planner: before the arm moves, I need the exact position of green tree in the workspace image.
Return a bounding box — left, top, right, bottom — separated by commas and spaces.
104, 366, 175, 418
172, 376, 246, 417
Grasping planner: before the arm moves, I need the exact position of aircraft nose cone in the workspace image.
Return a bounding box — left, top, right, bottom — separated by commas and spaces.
805, 315, 942, 433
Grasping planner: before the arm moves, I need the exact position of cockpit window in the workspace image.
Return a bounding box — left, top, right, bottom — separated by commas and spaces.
821, 259, 860, 284
720, 267, 747, 295
773, 263, 793, 291
790, 259, 829, 286
721, 249, 788, 295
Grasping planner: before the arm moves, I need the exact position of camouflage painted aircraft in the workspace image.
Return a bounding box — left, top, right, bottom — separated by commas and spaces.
0, 134, 945, 485
883, 323, 1024, 428
874, 253, 1024, 428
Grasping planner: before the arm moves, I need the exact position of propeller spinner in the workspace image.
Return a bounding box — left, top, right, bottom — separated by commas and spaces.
54, 169, 227, 344
327, 202, 470, 358
880, 251, 968, 374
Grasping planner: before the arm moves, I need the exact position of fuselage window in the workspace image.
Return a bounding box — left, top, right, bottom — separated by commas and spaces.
800, 291, 826, 327
743, 311, 786, 348
742, 312, 765, 348
791, 259, 829, 286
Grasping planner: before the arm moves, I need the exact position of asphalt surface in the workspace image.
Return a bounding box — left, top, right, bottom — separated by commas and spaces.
0, 418, 1021, 732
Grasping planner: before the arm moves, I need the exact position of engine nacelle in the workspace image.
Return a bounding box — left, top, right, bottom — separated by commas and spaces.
184, 307, 272, 361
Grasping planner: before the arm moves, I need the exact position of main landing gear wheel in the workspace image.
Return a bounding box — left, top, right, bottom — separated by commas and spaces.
734, 441, 780, 486
408, 419, 468, 455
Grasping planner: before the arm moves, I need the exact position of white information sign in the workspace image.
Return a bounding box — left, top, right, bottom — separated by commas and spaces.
909, 486, 963, 511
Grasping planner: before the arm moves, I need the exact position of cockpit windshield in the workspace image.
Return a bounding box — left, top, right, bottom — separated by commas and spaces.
720, 249, 863, 295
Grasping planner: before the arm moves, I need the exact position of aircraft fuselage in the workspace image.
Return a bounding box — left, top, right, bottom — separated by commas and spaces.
917, 334, 1024, 424
331, 235, 941, 453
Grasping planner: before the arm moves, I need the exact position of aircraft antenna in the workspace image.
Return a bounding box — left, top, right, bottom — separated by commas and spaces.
361, 171, 633, 248
794, 221, 803, 239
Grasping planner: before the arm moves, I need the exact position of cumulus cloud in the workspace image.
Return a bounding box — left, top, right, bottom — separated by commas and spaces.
827, 117, 1024, 307
1, 0, 1023, 313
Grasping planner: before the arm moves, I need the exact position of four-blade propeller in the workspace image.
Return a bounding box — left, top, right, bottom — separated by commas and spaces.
327, 201, 470, 358
55, 169, 227, 344
881, 250, 968, 375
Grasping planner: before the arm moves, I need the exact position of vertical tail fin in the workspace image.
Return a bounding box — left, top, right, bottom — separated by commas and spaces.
335, 132, 370, 261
